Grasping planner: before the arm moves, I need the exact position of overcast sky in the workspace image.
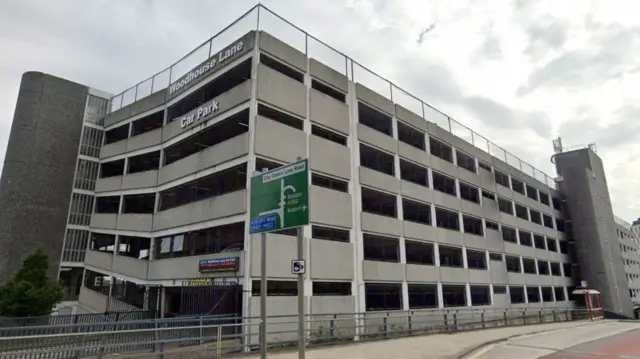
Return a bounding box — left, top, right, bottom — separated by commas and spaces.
1, 0, 639, 222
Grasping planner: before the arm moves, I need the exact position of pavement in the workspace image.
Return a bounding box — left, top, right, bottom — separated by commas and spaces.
226, 320, 610, 359
466, 321, 640, 359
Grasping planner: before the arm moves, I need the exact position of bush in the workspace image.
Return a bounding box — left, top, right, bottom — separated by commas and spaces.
0, 246, 64, 317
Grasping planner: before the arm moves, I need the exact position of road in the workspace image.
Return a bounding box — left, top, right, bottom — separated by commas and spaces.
469, 321, 640, 359
226, 320, 608, 359
4, 319, 633, 359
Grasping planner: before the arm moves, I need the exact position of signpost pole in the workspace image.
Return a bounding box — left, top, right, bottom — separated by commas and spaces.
297, 226, 305, 359
295, 155, 306, 359
260, 231, 267, 359
249, 160, 310, 359
259, 167, 268, 359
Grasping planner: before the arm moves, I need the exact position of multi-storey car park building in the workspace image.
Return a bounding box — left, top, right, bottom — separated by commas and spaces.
614, 219, 640, 304
629, 219, 640, 309
0, 5, 637, 321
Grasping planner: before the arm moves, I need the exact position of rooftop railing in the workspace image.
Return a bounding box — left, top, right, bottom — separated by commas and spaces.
106, 4, 558, 191
616, 216, 632, 230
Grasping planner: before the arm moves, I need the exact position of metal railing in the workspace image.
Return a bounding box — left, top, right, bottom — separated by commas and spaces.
0, 307, 596, 359
105, 4, 559, 192
0, 311, 157, 332
615, 216, 632, 230
0, 313, 235, 338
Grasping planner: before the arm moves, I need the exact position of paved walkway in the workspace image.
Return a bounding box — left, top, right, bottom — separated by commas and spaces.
238, 320, 608, 359
467, 321, 640, 359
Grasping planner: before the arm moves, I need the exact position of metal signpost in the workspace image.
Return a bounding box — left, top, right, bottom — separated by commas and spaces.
249, 158, 309, 359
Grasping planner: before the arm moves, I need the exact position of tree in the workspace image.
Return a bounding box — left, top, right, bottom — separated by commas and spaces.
0, 245, 64, 317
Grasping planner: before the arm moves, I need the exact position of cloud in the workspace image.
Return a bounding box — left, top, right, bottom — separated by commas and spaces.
474, 22, 503, 61
559, 105, 640, 150
479, 34, 503, 61
463, 96, 552, 139
396, 56, 552, 140
518, 22, 640, 96
524, 19, 569, 59
1, 0, 640, 222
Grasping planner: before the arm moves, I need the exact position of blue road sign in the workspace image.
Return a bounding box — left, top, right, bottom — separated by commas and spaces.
250, 214, 277, 233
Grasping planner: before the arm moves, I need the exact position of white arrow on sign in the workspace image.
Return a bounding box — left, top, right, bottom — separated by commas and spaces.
292, 259, 306, 275
301, 204, 307, 212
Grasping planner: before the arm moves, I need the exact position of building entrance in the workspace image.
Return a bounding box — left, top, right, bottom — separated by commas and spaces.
164, 279, 242, 318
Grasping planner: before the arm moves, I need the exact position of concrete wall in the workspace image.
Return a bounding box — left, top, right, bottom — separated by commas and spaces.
615, 223, 640, 302
247, 295, 357, 344
555, 148, 634, 317
152, 190, 247, 231
77, 285, 140, 313
351, 90, 569, 305
84, 249, 245, 282
103, 31, 256, 128
0, 72, 88, 280
83, 30, 578, 320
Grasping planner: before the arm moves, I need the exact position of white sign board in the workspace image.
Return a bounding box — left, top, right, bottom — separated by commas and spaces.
291, 259, 306, 275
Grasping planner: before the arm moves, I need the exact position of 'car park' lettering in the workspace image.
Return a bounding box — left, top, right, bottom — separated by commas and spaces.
179, 100, 220, 129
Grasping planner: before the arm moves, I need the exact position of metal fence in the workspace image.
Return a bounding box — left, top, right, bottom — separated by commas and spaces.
0, 307, 597, 359
0, 310, 157, 333
105, 3, 559, 192
0, 312, 235, 338
615, 215, 632, 230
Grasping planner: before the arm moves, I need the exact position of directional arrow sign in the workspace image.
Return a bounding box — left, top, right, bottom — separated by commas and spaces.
292, 259, 306, 275
249, 159, 310, 234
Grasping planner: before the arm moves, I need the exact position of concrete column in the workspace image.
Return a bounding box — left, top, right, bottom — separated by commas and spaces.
396, 158, 408, 311
240, 30, 262, 351
302, 49, 313, 340
347, 79, 366, 334
402, 282, 410, 311
437, 282, 444, 309
462, 245, 468, 269
489, 284, 495, 306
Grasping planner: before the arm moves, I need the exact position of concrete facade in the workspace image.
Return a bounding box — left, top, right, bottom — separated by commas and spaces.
629, 221, 640, 305
615, 221, 640, 305
72, 30, 577, 319
0, 72, 89, 280
554, 148, 636, 317
1, 10, 636, 322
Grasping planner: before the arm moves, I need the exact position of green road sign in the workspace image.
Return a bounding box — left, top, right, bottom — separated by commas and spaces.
249, 158, 310, 234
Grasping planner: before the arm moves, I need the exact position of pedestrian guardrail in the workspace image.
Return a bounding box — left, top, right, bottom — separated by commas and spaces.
0, 307, 596, 359
0, 310, 157, 332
